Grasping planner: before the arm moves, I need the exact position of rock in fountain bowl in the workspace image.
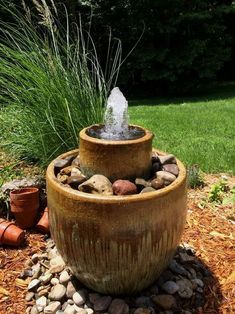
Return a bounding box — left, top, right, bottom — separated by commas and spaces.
46, 88, 187, 294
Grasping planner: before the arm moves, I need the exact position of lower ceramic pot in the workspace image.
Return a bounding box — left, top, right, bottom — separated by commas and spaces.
46, 149, 187, 294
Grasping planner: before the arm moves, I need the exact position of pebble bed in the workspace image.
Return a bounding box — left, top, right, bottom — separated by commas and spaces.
54, 153, 180, 196
23, 238, 208, 314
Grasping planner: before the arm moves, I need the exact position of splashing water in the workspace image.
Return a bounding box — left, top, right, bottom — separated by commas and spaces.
102, 87, 129, 139
86, 87, 145, 140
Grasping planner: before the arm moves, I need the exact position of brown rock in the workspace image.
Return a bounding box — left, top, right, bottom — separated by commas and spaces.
60, 166, 73, 175
140, 187, 156, 194
159, 154, 176, 165
54, 158, 72, 172
134, 308, 151, 314
67, 176, 87, 189
70, 167, 83, 177
71, 156, 80, 167
135, 178, 151, 190
152, 294, 176, 310
79, 175, 113, 196
156, 171, 176, 186
162, 164, 179, 176
93, 296, 112, 311
151, 177, 164, 190
108, 299, 129, 314
57, 173, 68, 184
112, 180, 138, 195
152, 161, 162, 173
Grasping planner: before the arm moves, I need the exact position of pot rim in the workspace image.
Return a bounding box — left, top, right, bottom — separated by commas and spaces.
79, 124, 153, 145
47, 149, 187, 204
0, 220, 15, 243
10, 187, 39, 196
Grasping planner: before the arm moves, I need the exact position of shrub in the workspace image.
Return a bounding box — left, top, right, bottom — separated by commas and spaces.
0, 1, 119, 166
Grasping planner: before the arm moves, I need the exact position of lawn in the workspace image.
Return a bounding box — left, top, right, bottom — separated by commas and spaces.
129, 89, 235, 174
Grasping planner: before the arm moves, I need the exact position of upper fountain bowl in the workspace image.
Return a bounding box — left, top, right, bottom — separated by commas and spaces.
79, 124, 153, 181
86, 124, 146, 141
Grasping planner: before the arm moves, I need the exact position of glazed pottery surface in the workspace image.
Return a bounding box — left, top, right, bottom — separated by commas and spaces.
47, 149, 187, 294
10, 187, 39, 229
79, 124, 153, 181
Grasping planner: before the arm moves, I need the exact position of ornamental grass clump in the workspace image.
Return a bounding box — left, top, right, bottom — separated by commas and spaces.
0, 1, 120, 166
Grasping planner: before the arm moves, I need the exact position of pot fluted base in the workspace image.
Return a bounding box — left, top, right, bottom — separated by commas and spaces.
47, 149, 187, 294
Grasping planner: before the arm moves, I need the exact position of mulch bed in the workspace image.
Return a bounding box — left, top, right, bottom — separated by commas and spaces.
0, 174, 234, 314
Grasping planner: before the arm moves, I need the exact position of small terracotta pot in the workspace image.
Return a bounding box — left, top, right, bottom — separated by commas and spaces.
0, 219, 25, 246
10, 187, 39, 229
36, 207, 50, 234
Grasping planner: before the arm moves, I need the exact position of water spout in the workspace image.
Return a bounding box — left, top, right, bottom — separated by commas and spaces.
102, 87, 129, 140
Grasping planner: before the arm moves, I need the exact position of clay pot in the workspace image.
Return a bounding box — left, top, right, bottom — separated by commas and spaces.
36, 207, 50, 234
47, 149, 187, 294
79, 124, 153, 181
10, 187, 39, 229
0, 219, 25, 246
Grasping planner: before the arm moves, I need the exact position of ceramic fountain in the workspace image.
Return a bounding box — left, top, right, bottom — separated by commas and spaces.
46, 87, 187, 294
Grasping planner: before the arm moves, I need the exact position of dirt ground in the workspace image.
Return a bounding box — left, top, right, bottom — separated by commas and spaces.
0, 174, 234, 314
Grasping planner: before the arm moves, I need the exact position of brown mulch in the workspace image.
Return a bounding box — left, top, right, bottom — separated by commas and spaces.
0, 174, 234, 314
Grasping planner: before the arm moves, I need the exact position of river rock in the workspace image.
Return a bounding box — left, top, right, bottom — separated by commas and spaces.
156, 171, 176, 186
135, 296, 151, 307
161, 281, 179, 294
177, 279, 193, 299
134, 308, 151, 314
162, 164, 179, 177
152, 152, 159, 163
57, 173, 68, 184
79, 175, 113, 195
51, 278, 60, 286
48, 284, 66, 301
191, 278, 204, 288
67, 176, 86, 189
60, 166, 74, 175
112, 180, 138, 195
108, 298, 129, 314
169, 260, 188, 276
48, 264, 65, 274
30, 305, 39, 314
40, 273, 53, 285
89, 293, 100, 304
152, 294, 176, 310
28, 279, 41, 291
152, 161, 162, 173
135, 178, 151, 190
54, 158, 72, 172
66, 281, 77, 298
50, 255, 65, 267
38, 287, 49, 297
36, 296, 47, 310
59, 270, 70, 285
73, 291, 86, 305
64, 304, 76, 314
44, 301, 61, 314
158, 154, 176, 165
93, 296, 112, 311
72, 156, 80, 167
151, 177, 164, 189
25, 292, 35, 301
70, 167, 83, 177
140, 187, 156, 193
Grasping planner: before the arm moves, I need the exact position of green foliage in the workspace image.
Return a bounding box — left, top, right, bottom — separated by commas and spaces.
0, 1, 120, 166
77, 0, 234, 92
208, 179, 229, 203
187, 165, 204, 189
